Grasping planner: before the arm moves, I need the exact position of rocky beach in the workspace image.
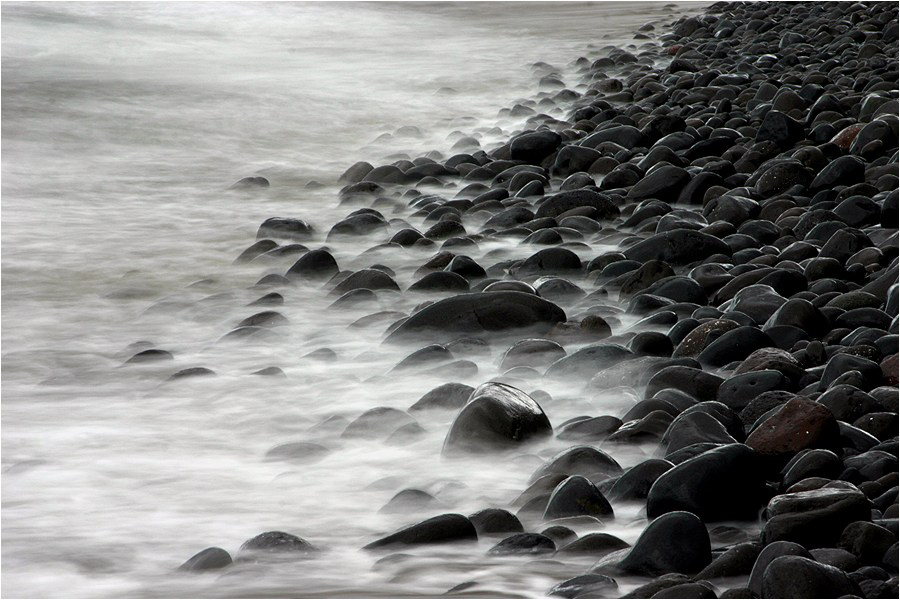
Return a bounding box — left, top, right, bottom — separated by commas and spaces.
2, 1, 899, 598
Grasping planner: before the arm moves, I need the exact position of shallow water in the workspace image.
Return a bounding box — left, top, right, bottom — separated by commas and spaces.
2, 2, 708, 597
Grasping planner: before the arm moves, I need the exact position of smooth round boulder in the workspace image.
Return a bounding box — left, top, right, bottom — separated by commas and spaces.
543, 475, 614, 520
617, 511, 712, 576
760, 556, 859, 599
647, 444, 767, 521
179, 547, 233, 572
384, 291, 566, 344
442, 383, 552, 455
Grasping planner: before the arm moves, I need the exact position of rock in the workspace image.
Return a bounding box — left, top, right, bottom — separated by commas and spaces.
608, 459, 673, 502
384, 291, 565, 344
645, 366, 724, 402
760, 556, 859, 598
624, 229, 731, 265
696, 326, 775, 368
342, 407, 416, 439
811, 156, 866, 191
839, 521, 896, 565
747, 541, 812, 596
651, 582, 717, 599
662, 411, 737, 455
697, 542, 762, 580
516, 247, 583, 275
782, 449, 842, 488
409, 383, 474, 411
617, 511, 712, 576
672, 319, 740, 358
500, 339, 566, 371
179, 547, 233, 571
488, 533, 556, 555
762, 487, 872, 547
535, 189, 620, 220
379, 489, 440, 514
557, 533, 630, 556
510, 130, 562, 164
257, 217, 313, 241
717, 370, 790, 411
745, 397, 839, 459
468, 508, 523, 537
408, 271, 470, 292
543, 475, 614, 520
548, 574, 618, 598
264, 441, 330, 464
648, 444, 767, 521
755, 110, 805, 149
363, 514, 478, 550
627, 166, 691, 202
286, 248, 339, 281
240, 531, 315, 555
530, 445, 623, 483
443, 382, 552, 454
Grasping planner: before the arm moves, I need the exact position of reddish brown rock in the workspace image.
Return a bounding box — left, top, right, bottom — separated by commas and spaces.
672, 319, 740, 358
881, 354, 898, 386
829, 124, 864, 151
745, 397, 839, 457
733, 347, 804, 381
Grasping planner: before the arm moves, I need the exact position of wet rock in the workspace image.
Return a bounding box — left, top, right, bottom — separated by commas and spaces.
696, 326, 774, 368
745, 397, 839, 459
286, 248, 339, 281
342, 407, 416, 439
605, 456, 672, 503
384, 291, 565, 344
762, 487, 872, 548
696, 542, 762, 580
543, 475, 614, 520
530, 445, 623, 483
557, 533, 630, 556
535, 189, 619, 220
408, 271, 470, 292
510, 130, 562, 164
468, 508, 523, 537
648, 444, 767, 521
645, 366, 724, 402
408, 383, 474, 411
548, 574, 618, 598
760, 556, 859, 599
240, 531, 315, 555
500, 339, 566, 371
264, 441, 330, 464
627, 166, 691, 202
839, 521, 896, 565
617, 511, 712, 576
379, 489, 440, 514
443, 382, 552, 455
257, 217, 313, 240
488, 532, 556, 555
624, 229, 731, 265
179, 547, 233, 572
363, 514, 478, 550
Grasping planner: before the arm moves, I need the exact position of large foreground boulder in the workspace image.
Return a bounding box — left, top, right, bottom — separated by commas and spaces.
616, 511, 712, 576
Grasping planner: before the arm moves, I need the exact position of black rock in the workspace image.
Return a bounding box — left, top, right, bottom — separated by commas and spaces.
179, 547, 233, 571
624, 229, 731, 265
363, 514, 478, 550
468, 508, 524, 537
608, 459, 673, 502
443, 382, 552, 454
286, 248, 339, 281
488, 532, 556, 555
409, 383, 474, 411
543, 475, 614, 520
762, 487, 872, 548
535, 189, 619, 220
510, 130, 562, 164
384, 291, 565, 344
760, 555, 859, 599
240, 531, 315, 555
648, 444, 767, 521
617, 511, 712, 576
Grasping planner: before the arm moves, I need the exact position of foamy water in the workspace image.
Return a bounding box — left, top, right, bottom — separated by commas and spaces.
2, 2, 704, 597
